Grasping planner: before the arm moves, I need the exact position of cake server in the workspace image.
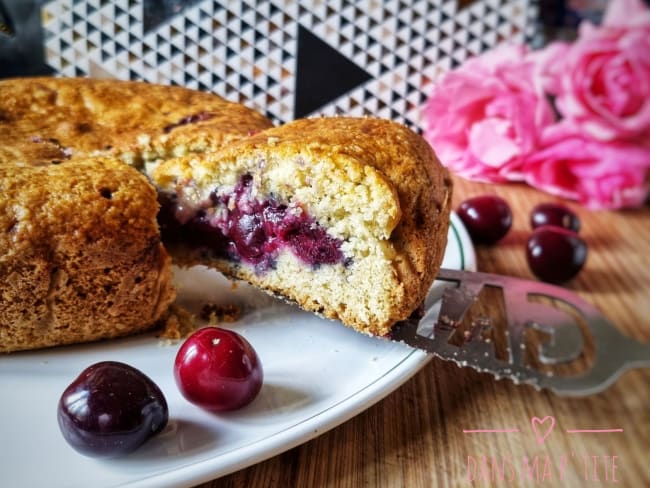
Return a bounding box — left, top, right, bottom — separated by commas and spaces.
390, 268, 650, 396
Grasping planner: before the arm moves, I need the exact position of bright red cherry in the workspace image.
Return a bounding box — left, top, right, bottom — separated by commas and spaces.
457, 195, 513, 244
174, 327, 263, 412
526, 226, 587, 283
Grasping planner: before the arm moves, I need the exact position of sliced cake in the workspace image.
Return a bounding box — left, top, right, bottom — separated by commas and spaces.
152, 117, 453, 336
1, 77, 451, 349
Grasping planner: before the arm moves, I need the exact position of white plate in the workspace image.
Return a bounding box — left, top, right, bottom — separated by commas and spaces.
0, 213, 475, 488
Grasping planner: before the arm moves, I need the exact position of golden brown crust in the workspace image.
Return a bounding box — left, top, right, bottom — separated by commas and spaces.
0, 77, 272, 167
153, 117, 452, 335
0, 158, 175, 352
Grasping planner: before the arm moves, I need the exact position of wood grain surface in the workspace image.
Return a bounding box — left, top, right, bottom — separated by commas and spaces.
199, 176, 650, 488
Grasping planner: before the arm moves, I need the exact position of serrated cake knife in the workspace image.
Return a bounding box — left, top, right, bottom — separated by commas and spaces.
389, 268, 650, 396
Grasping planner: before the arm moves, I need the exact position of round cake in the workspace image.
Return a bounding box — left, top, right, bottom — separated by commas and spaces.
0, 77, 452, 350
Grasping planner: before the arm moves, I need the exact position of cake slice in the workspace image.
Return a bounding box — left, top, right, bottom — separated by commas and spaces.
152, 117, 453, 336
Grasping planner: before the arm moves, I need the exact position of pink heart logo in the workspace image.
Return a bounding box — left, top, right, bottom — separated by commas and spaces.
531, 416, 555, 444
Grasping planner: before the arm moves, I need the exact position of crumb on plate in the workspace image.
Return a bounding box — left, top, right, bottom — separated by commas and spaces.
201, 303, 241, 323
158, 304, 197, 341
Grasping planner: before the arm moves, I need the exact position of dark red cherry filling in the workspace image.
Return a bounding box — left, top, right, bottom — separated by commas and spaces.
158, 174, 345, 271
163, 111, 215, 133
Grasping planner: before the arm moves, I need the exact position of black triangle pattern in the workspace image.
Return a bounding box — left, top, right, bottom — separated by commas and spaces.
142, 0, 203, 33
294, 25, 372, 119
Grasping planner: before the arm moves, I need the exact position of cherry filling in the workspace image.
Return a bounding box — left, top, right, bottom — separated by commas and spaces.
162, 111, 215, 133
158, 175, 345, 271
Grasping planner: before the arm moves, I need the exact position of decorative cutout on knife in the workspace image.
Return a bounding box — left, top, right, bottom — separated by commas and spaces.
390, 269, 650, 396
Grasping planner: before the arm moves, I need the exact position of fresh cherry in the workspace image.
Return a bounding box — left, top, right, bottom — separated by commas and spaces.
57, 361, 168, 458
174, 327, 263, 412
526, 226, 587, 283
457, 195, 513, 244
530, 203, 581, 233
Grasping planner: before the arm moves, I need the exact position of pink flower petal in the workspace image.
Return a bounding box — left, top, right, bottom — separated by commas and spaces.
603, 0, 650, 28
469, 118, 521, 167
523, 131, 650, 209
423, 43, 553, 185
548, 3, 650, 143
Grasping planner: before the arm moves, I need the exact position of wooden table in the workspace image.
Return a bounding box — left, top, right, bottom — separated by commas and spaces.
201, 176, 650, 487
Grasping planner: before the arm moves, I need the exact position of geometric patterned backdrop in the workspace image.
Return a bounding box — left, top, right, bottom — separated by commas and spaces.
5, 0, 539, 130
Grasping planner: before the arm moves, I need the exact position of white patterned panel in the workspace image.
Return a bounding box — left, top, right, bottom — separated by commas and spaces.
41, 0, 538, 129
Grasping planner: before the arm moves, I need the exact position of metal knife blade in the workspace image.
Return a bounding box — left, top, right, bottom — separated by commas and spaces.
390, 268, 650, 396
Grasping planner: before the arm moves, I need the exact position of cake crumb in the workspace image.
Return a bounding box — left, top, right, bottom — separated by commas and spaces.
201, 303, 241, 323
158, 304, 197, 341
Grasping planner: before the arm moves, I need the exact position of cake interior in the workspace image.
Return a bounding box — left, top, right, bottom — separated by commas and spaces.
151, 150, 407, 334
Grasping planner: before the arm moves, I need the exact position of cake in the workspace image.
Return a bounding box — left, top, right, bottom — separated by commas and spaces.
152, 117, 452, 336
1, 77, 452, 349
0, 77, 272, 352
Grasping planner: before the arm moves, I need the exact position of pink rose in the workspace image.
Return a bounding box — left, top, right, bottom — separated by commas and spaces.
523, 127, 649, 209
544, 0, 650, 142
423, 44, 555, 183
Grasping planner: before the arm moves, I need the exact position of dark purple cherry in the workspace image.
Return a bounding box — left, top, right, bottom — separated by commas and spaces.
457, 195, 513, 244
531, 203, 581, 233
230, 211, 267, 260
57, 361, 168, 458
186, 211, 229, 252
157, 192, 184, 243
285, 224, 343, 264
526, 226, 587, 283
